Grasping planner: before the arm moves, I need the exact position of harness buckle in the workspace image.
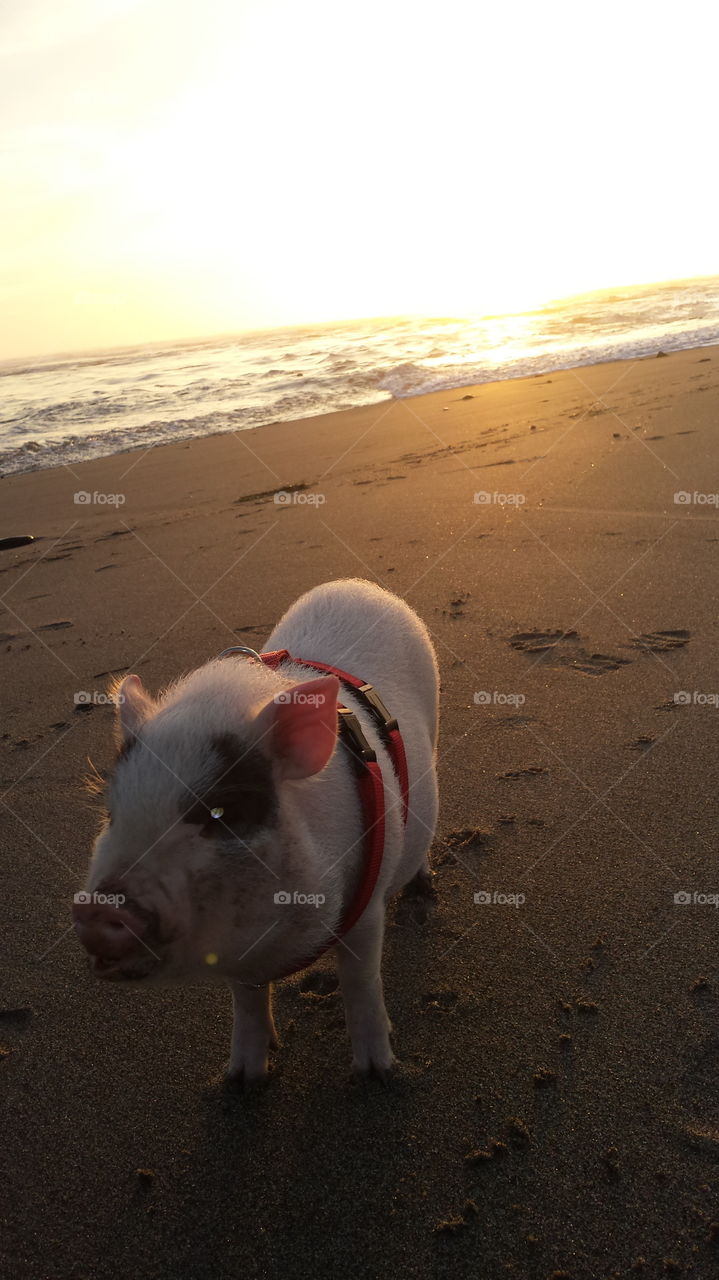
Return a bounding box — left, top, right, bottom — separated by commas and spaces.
357, 682, 399, 732
337, 707, 377, 773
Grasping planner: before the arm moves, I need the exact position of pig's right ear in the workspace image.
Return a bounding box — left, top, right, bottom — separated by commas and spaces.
254, 675, 339, 780
113, 674, 156, 746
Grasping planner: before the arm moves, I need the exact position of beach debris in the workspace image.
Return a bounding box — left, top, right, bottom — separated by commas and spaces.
506, 1117, 531, 1145
575, 998, 599, 1015
433, 1215, 467, 1234
533, 1068, 557, 1088
0, 535, 34, 550
444, 827, 491, 853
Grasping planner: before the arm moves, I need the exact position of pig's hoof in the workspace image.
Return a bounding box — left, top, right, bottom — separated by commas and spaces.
224, 1065, 270, 1093
352, 1053, 398, 1085
405, 867, 437, 899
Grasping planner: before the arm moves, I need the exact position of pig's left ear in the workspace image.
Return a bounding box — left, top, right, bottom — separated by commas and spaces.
255, 675, 340, 779
113, 673, 156, 746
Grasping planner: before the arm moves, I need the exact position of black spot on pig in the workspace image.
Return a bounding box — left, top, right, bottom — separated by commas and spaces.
182, 734, 277, 837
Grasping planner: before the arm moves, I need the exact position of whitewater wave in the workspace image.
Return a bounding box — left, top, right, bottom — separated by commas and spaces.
2, 277, 719, 475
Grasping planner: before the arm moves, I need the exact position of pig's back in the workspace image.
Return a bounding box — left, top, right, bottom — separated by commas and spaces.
266, 578, 439, 749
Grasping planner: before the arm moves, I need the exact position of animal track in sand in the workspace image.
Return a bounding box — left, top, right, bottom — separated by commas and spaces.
628, 630, 690, 652
508, 629, 631, 676
626, 629, 690, 650
94, 528, 134, 541
497, 766, 548, 781
510, 629, 578, 653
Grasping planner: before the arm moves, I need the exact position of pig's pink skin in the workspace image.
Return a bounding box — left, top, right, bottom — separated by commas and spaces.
73, 900, 147, 959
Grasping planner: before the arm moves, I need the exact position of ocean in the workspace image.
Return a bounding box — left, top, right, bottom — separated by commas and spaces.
2, 276, 718, 476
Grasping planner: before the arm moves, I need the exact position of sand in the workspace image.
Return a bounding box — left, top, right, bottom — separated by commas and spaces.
1, 345, 719, 1278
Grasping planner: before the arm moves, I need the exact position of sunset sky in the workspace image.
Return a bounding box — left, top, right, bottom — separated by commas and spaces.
1, 0, 717, 359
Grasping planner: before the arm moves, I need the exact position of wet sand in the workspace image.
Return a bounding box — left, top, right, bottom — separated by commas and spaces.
2, 345, 719, 1278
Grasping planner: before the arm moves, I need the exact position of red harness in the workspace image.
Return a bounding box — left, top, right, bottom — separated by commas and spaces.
221, 646, 409, 979
261, 650, 409, 958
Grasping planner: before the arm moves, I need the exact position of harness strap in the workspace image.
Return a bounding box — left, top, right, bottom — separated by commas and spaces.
260, 649, 410, 823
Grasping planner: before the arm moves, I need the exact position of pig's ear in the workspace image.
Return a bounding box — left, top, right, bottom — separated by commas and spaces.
113, 674, 156, 745
255, 675, 340, 779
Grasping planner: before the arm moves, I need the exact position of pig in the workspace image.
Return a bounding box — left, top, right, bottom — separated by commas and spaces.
74, 578, 439, 1081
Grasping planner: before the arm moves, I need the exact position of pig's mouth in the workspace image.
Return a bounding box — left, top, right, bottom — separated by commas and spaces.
90, 953, 158, 982
90, 952, 159, 977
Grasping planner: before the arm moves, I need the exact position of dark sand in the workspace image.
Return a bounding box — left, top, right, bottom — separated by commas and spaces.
1, 347, 719, 1278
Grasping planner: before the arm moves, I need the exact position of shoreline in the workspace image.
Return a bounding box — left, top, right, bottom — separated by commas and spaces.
3, 334, 719, 481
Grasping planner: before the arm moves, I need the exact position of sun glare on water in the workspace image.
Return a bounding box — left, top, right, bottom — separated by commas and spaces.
1, 0, 718, 357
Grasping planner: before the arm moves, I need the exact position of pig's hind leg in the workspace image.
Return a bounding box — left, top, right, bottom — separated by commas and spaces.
227, 981, 278, 1084
337, 906, 396, 1078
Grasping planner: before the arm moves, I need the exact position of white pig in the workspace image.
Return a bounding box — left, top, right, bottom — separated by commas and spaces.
74, 579, 439, 1081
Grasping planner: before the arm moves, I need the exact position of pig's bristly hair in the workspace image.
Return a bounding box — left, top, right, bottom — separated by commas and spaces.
83, 757, 108, 797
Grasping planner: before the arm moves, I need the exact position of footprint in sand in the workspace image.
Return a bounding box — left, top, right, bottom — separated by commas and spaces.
670, 1029, 719, 1156
628, 630, 690, 653
508, 629, 631, 676
510, 629, 578, 653
498, 766, 548, 780
94, 528, 134, 542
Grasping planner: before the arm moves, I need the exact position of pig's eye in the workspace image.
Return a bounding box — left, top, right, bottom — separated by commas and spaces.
182, 795, 266, 837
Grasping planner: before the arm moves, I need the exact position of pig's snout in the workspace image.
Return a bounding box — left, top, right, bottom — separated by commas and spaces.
73, 899, 147, 960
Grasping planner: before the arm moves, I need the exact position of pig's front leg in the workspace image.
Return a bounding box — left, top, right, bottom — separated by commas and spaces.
227, 981, 278, 1084
337, 907, 396, 1077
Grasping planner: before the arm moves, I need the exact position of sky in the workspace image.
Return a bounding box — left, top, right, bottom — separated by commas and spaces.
1, 0, 718, 359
